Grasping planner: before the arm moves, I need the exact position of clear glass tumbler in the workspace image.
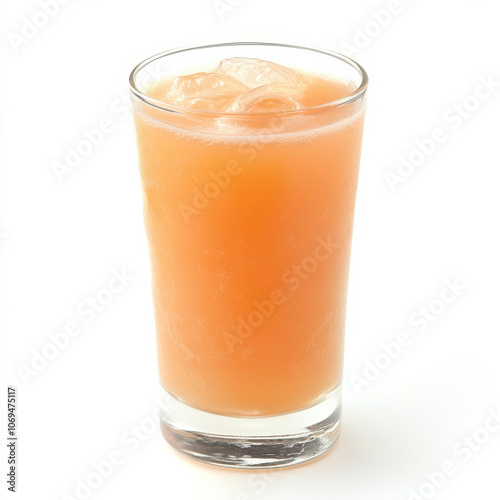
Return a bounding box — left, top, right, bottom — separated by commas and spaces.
129, 42, 368, 468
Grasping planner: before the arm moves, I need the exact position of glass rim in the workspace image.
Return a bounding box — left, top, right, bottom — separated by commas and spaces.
129, 41, 369, 117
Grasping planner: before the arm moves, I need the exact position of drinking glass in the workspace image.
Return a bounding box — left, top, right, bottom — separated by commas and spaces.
129, 42, 368, 468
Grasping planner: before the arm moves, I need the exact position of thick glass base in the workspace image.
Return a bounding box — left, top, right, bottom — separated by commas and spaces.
159, 384, 342, 468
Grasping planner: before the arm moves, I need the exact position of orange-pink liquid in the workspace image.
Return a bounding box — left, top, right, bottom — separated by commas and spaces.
133, 71, 365, 416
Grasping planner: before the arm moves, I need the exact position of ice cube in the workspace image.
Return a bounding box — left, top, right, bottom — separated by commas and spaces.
216, 57, 308, 90
180, 96, 235, 112
225, 83, 301, 113
216, 84, 302, 135
164, 72, 248, 111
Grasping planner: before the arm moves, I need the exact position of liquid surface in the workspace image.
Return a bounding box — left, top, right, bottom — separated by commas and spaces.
148, 57, 356, 114
133, 58, 365, 416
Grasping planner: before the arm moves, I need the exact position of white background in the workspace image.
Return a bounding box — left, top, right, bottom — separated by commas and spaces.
1, 0, 500, 499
